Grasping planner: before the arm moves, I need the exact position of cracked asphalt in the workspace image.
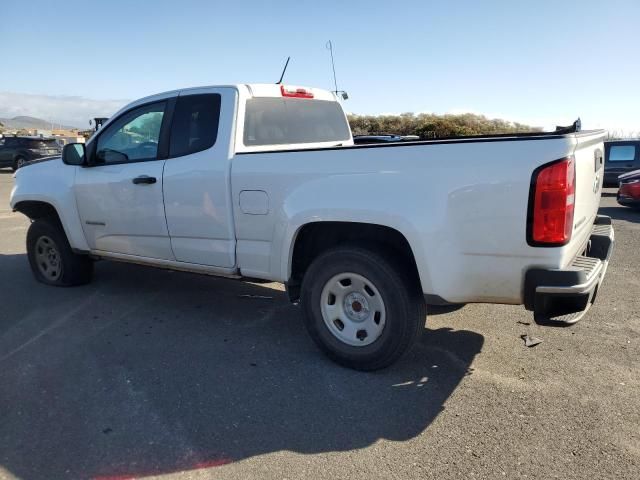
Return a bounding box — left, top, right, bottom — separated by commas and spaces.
0, 170, 638, 479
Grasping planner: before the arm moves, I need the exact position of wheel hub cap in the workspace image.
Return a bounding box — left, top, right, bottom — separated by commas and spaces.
34, 235, 63, 281
343, 292, 370, 322
320, 272, 386, 347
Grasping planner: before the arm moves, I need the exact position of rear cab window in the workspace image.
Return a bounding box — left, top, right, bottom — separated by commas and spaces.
243, 97, 351, 148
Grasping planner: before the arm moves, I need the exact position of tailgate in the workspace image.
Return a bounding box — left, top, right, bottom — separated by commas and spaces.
571, 131, 606, 250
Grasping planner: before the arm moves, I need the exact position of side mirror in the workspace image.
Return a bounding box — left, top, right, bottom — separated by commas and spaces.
62, 143, 86, 166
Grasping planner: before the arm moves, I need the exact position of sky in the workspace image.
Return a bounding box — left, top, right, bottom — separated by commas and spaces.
0, 0, 639, 133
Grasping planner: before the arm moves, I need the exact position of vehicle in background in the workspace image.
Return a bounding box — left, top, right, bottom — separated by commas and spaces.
10, 83, 613, 371
353, 134, 420, 144
93, 117, 109, 130
604, 140, 640, 187
0, 136, 62, 171
617, 169, 640, 209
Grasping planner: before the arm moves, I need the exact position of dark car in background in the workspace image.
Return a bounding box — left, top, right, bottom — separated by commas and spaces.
604, 140, 640, 186
0, 136, 62, 171
617, 169, 640, 209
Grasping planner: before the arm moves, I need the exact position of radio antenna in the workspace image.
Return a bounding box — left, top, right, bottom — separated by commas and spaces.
326, 41, 338, 94
326, 41, 348, 99
276, 56, 290, 84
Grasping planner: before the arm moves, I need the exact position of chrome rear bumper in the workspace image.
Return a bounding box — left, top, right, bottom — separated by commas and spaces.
524, 216, 614, 325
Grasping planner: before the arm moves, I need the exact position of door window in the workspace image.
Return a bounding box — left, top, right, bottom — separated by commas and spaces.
608, 145, 636, 162
169, 94, 221, 158
96, 102, 166, 164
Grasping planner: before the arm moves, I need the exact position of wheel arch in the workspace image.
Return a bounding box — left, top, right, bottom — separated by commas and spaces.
13, 150, 30, 162
13, 200, 89, 253
286, 221, 425, 302
13, 200, 62, 223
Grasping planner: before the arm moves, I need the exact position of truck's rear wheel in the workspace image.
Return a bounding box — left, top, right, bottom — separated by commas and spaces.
27, 219, 93, 286
301, 246, 425, 371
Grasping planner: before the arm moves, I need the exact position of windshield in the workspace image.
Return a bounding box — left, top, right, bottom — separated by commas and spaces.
243, 98, 351, 146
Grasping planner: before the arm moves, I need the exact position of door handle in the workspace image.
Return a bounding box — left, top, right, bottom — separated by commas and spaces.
132, 175, 157, 185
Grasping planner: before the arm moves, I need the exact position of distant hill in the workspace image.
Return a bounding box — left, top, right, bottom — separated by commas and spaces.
0, 116, 77, 131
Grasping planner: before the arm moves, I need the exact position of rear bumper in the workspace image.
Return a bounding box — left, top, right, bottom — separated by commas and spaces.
524, 215, 614, 325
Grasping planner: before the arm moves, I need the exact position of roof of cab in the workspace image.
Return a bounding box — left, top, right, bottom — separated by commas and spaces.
101, 83, 339, 136
141, 83, 337, 102
243, 83, 338, 101
124, 83, 336, 108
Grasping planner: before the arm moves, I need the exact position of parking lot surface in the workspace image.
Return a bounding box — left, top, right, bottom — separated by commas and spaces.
0, 170, 638, 480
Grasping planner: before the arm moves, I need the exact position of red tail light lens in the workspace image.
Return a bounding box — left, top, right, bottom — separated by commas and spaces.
529, 156, 575, 246
280, 85, 314, 99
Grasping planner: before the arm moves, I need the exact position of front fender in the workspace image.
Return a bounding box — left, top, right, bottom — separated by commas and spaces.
10, 159, 89, 251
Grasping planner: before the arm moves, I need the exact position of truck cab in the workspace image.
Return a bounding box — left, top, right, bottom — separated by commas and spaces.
12, 85, 352, 270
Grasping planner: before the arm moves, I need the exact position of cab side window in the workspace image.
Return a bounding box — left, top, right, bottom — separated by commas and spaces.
169, 94, 221, 158
96, 102, 166, 164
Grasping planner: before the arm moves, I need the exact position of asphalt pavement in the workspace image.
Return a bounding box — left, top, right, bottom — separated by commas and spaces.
0, 169, 638, 479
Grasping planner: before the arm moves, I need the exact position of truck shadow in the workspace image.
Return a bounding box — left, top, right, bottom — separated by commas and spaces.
0, 254, 483, 480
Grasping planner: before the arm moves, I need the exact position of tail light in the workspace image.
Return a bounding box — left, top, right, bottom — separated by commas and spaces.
280, 85, 314, 99
528, 156, 575, 246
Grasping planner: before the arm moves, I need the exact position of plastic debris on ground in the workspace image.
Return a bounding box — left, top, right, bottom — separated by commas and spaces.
521, 334, 543, 347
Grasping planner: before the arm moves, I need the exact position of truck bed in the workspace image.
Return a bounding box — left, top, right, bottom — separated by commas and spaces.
239, 127, 599, 155
232, 128, 606, 306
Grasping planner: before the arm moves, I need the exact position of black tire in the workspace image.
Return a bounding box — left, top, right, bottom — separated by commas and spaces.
12, 156, 27, 171
27, 218, 93, 286
301, 246, 426, 371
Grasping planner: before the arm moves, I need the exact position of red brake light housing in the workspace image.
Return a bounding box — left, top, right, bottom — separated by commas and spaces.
527, 156, 576, 246
280, 85, 314, 99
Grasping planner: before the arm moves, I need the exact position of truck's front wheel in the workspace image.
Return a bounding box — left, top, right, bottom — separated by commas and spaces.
27, 219, 93, 286
301, 246, 425, 371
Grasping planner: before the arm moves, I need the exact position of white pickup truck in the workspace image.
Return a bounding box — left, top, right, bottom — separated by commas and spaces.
10, 83, 614, 370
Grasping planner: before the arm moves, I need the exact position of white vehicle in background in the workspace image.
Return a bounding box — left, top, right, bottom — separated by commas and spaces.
10, 83, 614, 370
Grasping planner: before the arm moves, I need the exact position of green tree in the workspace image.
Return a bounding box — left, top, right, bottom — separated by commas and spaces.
348, 112, 541, 138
